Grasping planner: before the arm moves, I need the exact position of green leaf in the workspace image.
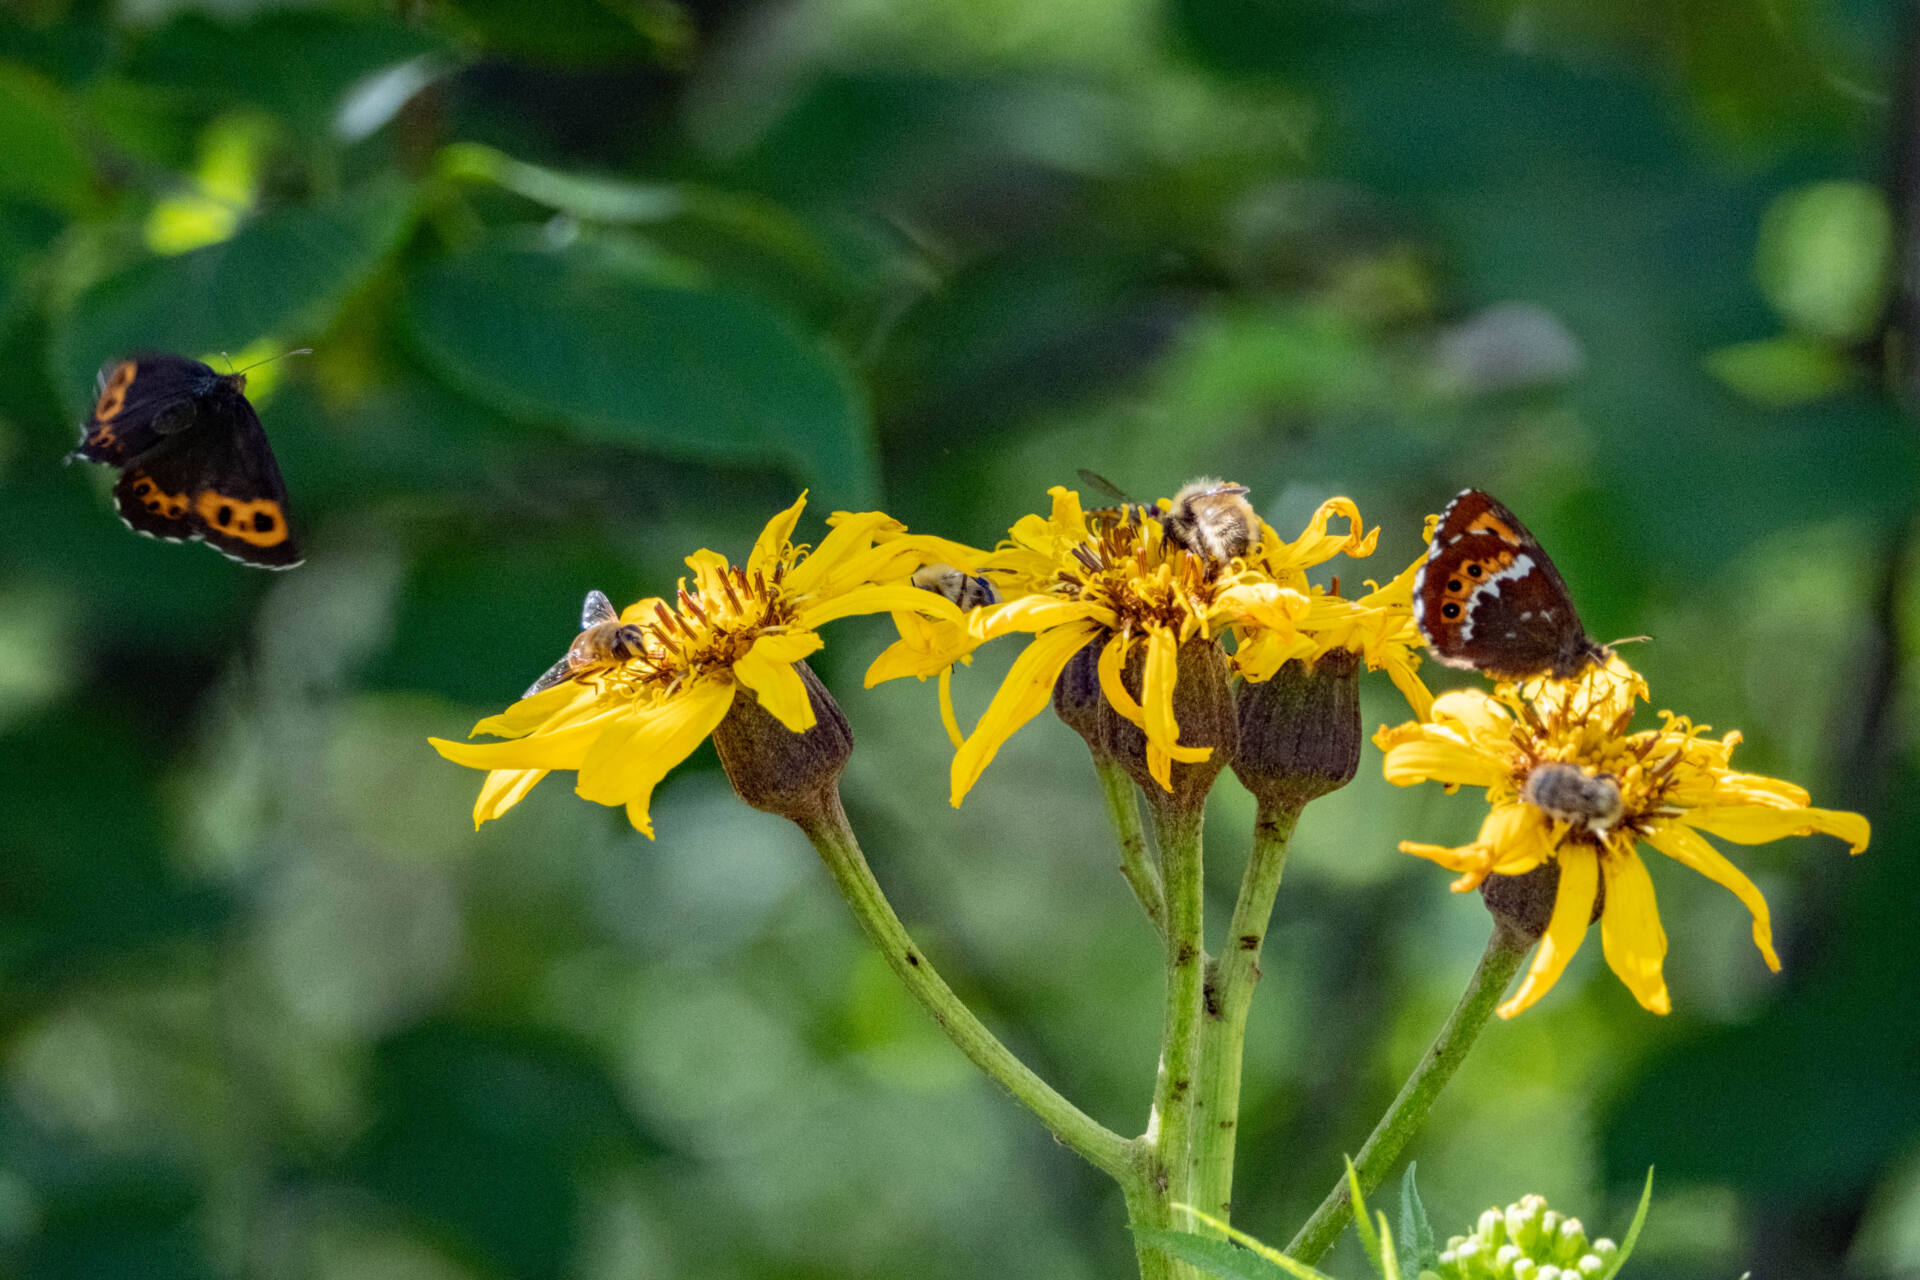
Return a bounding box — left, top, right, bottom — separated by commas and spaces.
1596, 1168, 1654, 1280
1755, 182, 1893, 343
1705, 335, 1855, 409
404, 241, 877, 505
1398, 1163, 1438, 1276
1347, 1158, 1389, 1278
0, 62, 89, 212
51, 183, 414, 414
1132, 1228, 1334, 1280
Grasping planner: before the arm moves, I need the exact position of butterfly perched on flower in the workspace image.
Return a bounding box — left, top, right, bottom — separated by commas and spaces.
69, 352, 302, 569
1413, 489, 1606, 681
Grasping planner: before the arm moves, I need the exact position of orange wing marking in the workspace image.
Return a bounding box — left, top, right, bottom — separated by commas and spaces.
1439, 549, 1518, 603
1463, 511, 1519, 541
93, 361, 137, 423
195, 492, 290, 546
129, 473, 190, 520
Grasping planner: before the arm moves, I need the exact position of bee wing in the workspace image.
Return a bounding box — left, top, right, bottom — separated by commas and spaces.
523, 654, 581, 700
580, 589, 619, 628
1076, 469, 1135, 503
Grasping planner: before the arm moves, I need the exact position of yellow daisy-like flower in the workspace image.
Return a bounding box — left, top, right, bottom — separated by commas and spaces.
431, 495, 961, 837
869, 484, 1382, 805
1376, 658, 1869, 1017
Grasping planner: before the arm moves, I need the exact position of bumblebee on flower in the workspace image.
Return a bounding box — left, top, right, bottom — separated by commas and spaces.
430, 494, 968, 837
1377, 657, 1869, 1018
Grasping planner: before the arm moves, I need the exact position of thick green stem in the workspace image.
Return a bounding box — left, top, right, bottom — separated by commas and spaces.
1096, 757, 1165, 936
1141, 796, 1207, 1273
1285, 923, 1531, 1264
799, 796, 1133, 1180
1191, 802, 1302, 1228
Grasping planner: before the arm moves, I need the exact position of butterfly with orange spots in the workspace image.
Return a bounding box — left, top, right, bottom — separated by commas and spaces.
69, 353, 302, 569
1413, 489, 1606, 681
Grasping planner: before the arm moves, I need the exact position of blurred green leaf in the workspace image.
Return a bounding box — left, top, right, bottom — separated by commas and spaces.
0, 62, 89, 212
404, 241, 877, 504
50, 183, 414, 414
445, 0, 689, 64
116, 10, 444, 132
1705, 334, 1856, 407
1755, 182, 1893, 343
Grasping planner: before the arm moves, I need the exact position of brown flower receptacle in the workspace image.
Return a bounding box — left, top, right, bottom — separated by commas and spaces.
1480, 858, 1606, 940
1231, 648, 1361, 812
1052, 636, 1109, 759
713, 660, 853, 827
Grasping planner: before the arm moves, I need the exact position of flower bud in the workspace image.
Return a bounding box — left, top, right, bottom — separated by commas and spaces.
1051, 636, 1108, 759
1099, 637, 1237, 815
712, 661, 852, 827
1480, 857, 1606, 941
1232, 647, 1360, 812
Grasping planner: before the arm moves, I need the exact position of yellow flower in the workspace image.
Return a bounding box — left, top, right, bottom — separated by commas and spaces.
431, 495, 960, 836
1376, 658, 1869, 1017
872, 484, 1385, 805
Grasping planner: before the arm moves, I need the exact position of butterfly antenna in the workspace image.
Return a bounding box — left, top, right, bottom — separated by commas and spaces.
1604, 634, 1652, 649
235, 348, 315, 376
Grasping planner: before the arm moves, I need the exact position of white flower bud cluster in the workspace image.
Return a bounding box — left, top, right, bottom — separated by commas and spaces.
1420, 1195, 1618, 1280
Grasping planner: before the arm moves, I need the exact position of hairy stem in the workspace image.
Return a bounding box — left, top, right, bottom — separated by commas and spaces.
1191, 802, 1302, 1228
1286, 923, 1531, 1264
800, 795, 1133, 1180
1097, 757, 1166, 936
1137, 796, 1208, 1277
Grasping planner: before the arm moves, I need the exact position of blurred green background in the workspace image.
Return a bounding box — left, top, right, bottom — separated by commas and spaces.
1, 0, 1916, 1276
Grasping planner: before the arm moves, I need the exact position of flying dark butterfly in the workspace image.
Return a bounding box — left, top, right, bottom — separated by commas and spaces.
1413, 489, 1607, 681
69, 352, 302, 569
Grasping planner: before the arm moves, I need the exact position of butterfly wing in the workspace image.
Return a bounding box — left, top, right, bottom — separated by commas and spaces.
110, 386, 302, 569
71, 354, 214, 465
1415, 490, 1595, 679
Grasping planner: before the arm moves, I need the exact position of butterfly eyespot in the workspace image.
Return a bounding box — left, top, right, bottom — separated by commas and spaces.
1466, 564, 1483, 578
254, 512, 275, 532
1442, 603, 1462, 619
217, 504, 234, 526
1447, 578, 1463, 591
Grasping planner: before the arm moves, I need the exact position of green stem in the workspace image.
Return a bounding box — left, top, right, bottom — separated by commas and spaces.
1191, 802, 1302, 1228
1285, 923, 1531, 1264
799, 795, 1133, 1181
1096, 757, 1165, 936
1141, 796, 1207, 1270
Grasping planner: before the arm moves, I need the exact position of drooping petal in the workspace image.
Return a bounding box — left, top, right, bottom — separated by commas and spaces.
1384, 657, 1435, 722
732, 631, 825, 732
937, 666, 965, 749
748, 492, 809, 574
1139, 627, 1210, 790
473, 768, 548, 827
1097, 633, 1144, 727
1498, 849, 1598, 1018
1683, 804, 1869, 854
969, 594, 1105, 641
1598, 851, 1671, 1014
574, 680, 736, 836
1642, 821, 1781, 970
796, 583, 960, 630
949, 619, 1104, 806
1265, 497, 1376, 571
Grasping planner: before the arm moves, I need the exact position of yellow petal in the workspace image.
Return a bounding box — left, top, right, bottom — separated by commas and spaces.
1480, 803, 1554, 876
970, 594, 1104, 641
782, 510, 896, 596
470, 681, 600, 739
749, 493, 809, 574
684, 549, 731, 601
1385, 658, 1435, 722
1643, 821, 1781, 970
473, 768, 548, 827
949, 619, 1104, 806
1598, 851, 1671, 1015
1683, 804, 1868, 854
1428, 688, 1513, 747
938, 666, 965, 749
1097, 633, 1144, 727
1048, 485, 1089, 538
732, 631, 824, 732
1379, 730, 1508, 791
574, 680, 736, 835
1266, 497, 1376, 570
1498, 849, 1597, 1018
1140, 627, 1210, 791
431, 705, 626, 772
617, 596, 669, 625
797, 583, 960, 630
